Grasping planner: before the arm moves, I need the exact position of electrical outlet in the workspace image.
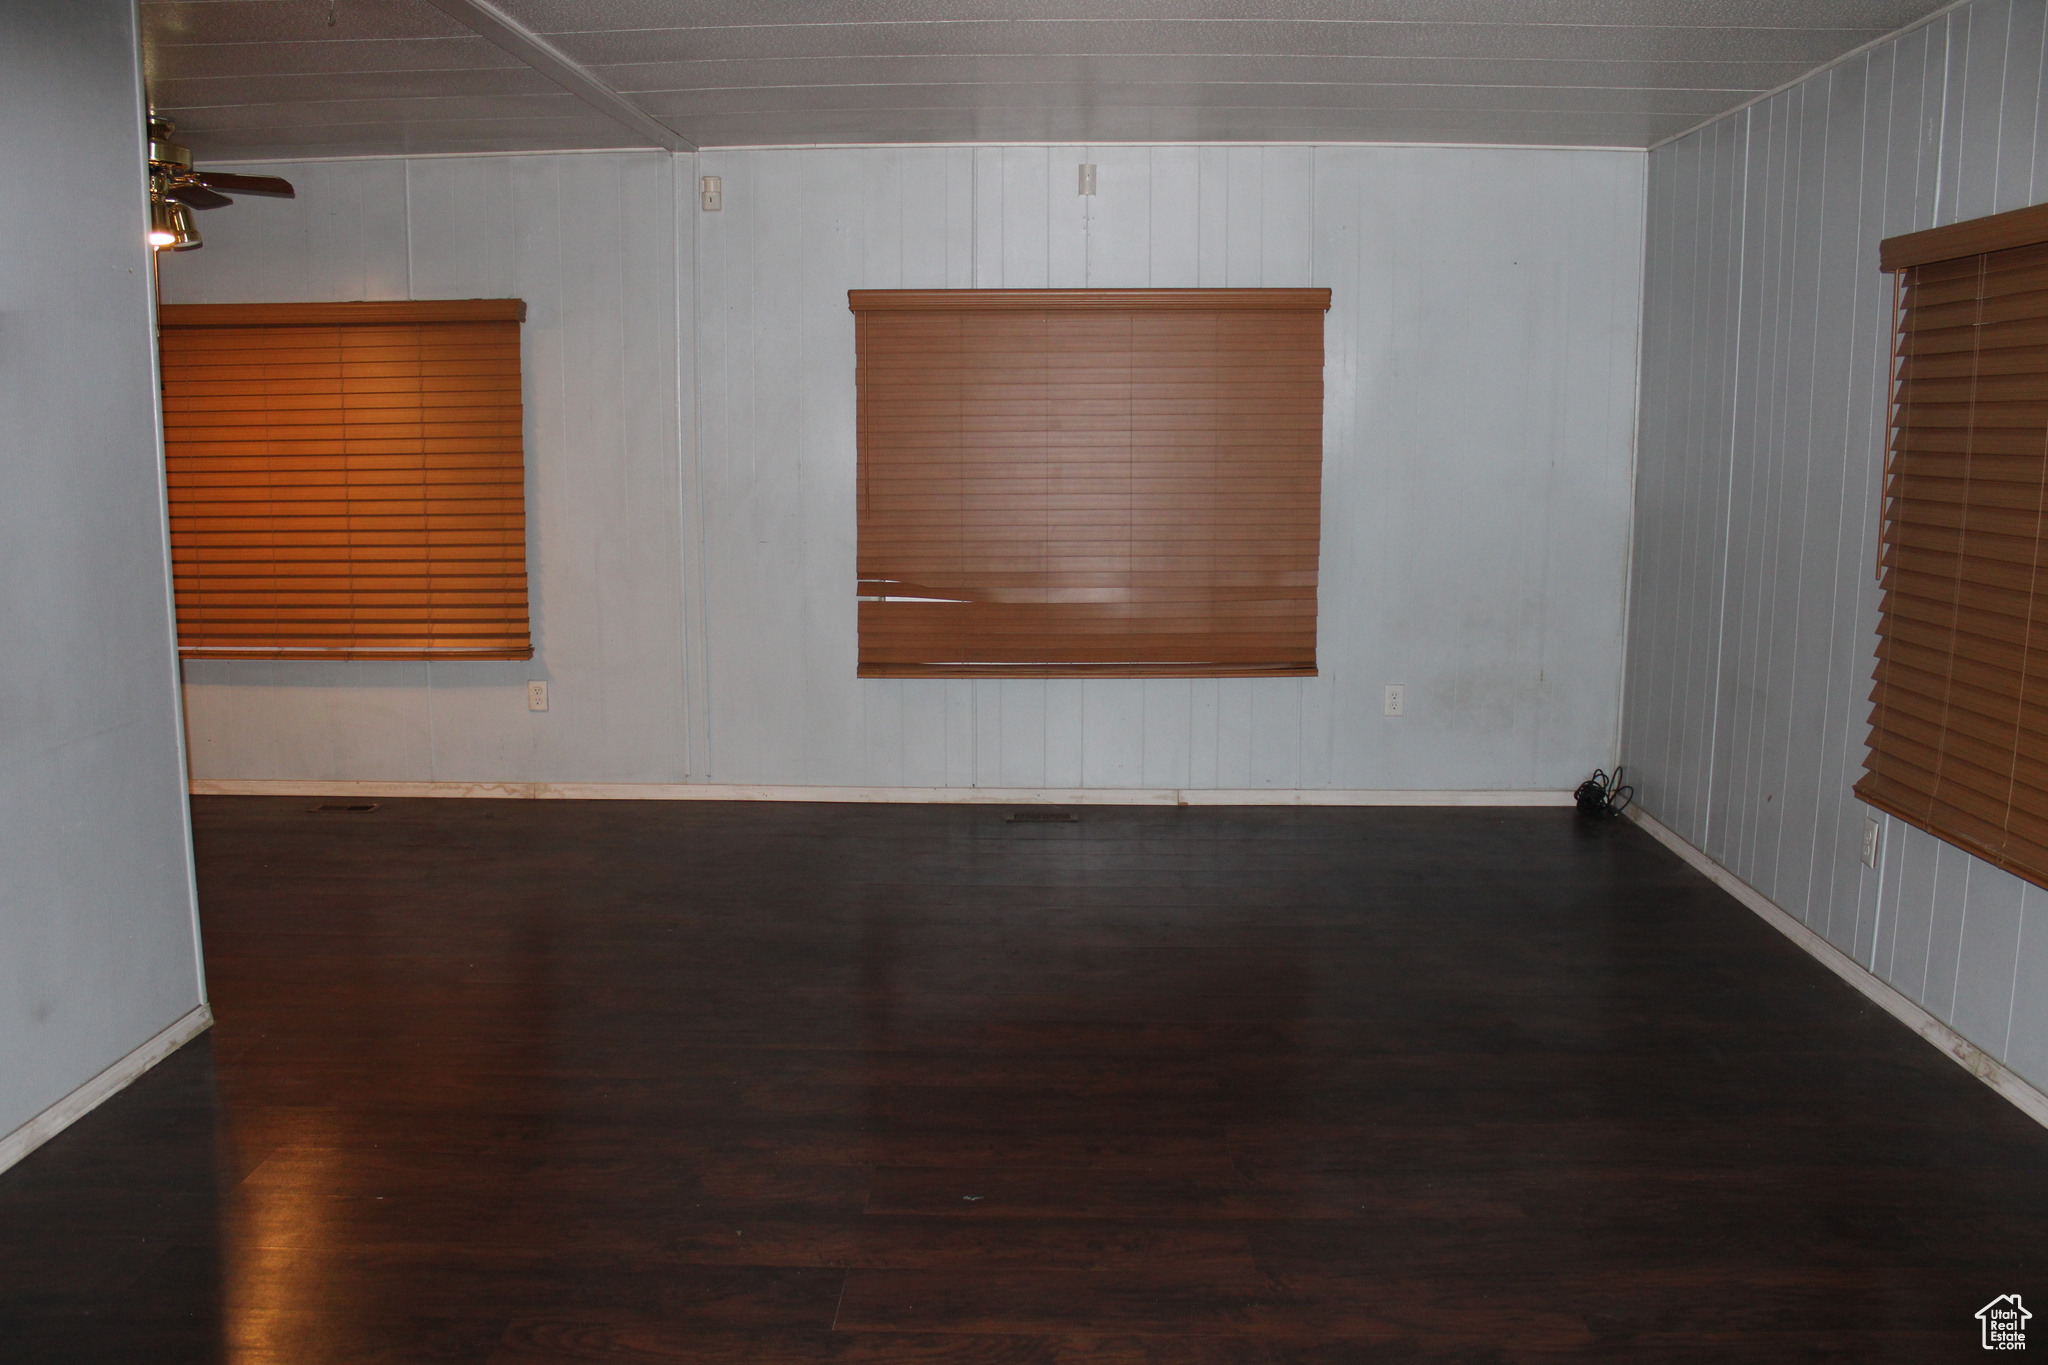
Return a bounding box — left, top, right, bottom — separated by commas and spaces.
527, 680, 548, 712
1862, 817, 1881, 867
1384, 684, 1404, 717
699, 176, 722, 211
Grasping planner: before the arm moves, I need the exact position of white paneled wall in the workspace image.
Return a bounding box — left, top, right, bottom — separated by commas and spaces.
162, 142, 1645, 793
1624, 0, 2048, 1091
160, 153, 688, 783
2, 0, 202, 1143
694, 144, 1646, 790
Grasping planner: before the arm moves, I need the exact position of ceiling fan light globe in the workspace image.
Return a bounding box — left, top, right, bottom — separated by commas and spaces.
148, 195, 179, 250
167, 201, 203, 251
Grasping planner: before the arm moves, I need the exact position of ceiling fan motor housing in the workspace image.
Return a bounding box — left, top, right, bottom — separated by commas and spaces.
144, 115, 294, 252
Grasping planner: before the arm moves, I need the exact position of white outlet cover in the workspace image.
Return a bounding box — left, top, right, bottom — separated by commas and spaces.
527, 680, 548, 712
1384, 684, 1404, 717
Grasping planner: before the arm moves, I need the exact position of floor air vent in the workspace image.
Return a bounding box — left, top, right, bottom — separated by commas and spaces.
1007, 811, 1078, 823
310, 803, 379, 814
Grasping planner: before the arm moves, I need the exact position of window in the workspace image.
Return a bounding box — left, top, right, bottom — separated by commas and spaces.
157, 300, 531, 661
1861, 202, 2048, 886
851, 287, 1330, 678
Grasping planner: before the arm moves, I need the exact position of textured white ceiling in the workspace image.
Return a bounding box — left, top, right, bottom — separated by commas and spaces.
143, 0, 1952, 160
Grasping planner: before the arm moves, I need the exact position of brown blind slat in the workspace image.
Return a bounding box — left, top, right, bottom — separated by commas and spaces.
849, 288, 1332, 313
157, 302, 532, 662
157, 299, 526, 327
1860, 233, 2048, 889
851, 289, 1328, 679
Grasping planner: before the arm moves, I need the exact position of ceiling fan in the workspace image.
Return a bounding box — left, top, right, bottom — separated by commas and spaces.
147, 116, 294, 252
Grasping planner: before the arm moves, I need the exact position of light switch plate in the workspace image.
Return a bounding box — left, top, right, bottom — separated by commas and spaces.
1862, 817, 1880, 867
700, 176, 722, 211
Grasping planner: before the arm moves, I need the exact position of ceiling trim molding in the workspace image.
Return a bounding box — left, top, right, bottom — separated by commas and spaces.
191, 139, 1648, 168
693, 139, 1648, 154
417, 0, 696, 152
1646, 0, 1975, 152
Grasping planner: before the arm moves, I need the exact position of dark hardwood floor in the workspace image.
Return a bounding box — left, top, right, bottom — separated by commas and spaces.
2, 798, 2043, 1362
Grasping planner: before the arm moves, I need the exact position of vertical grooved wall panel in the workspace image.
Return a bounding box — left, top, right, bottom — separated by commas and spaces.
1624, 0, 2048, 1094
696, 145, 1644, 792
164, 144, 1645, 800
160, 152, 688, 784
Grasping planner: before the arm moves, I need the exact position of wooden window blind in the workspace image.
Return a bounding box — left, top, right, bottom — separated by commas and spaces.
157, 300, 531, 661
851, 288, 1330, 679
1861, 203, 2048, 888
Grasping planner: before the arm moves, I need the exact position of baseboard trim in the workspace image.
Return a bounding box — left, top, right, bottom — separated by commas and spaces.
0, 1003, 214, 1177
1628, 807, 2048, 1132
190, 779, 1576, 807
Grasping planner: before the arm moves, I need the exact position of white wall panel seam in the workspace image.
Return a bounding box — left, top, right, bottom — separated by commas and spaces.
1879, 816, 1901, 980
1761, 92, 1803, 892
1814, 67, 1854, 936
1949, 861, 1974, 1020
1801, 66, 1860, 938
1817, 60, 1874, 949
408, 161, 437, 783
1660, 131, 1689, 829
1673, 135, 1702, 829
403, 156, 414, 298
1751, 93, 1797, 885
1937, 16, 1956, 224
1773, 77, 1831, 915
1675, 133, 1713, 836
1829, 57, 1880, 949
1863, 49, 1908, 992
1721, 110, 1762, 874
1855, 48, 1898, 954
1993, 0, 2014, 200
1700, 108, 1754, 855
2008, 897, 2029, 1054
553, 157, 568, 780
1611, 147, 1654, 772
698, 154, 719, 779
684, 152, 700, 777
1787, 97, 1823, 924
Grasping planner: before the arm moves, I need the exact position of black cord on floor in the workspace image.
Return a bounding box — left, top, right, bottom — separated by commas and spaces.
1574, 767, 1633, 818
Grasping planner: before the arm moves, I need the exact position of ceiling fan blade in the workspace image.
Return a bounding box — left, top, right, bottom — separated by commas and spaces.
166, 183, 234, 210
188, 171, 295, 199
